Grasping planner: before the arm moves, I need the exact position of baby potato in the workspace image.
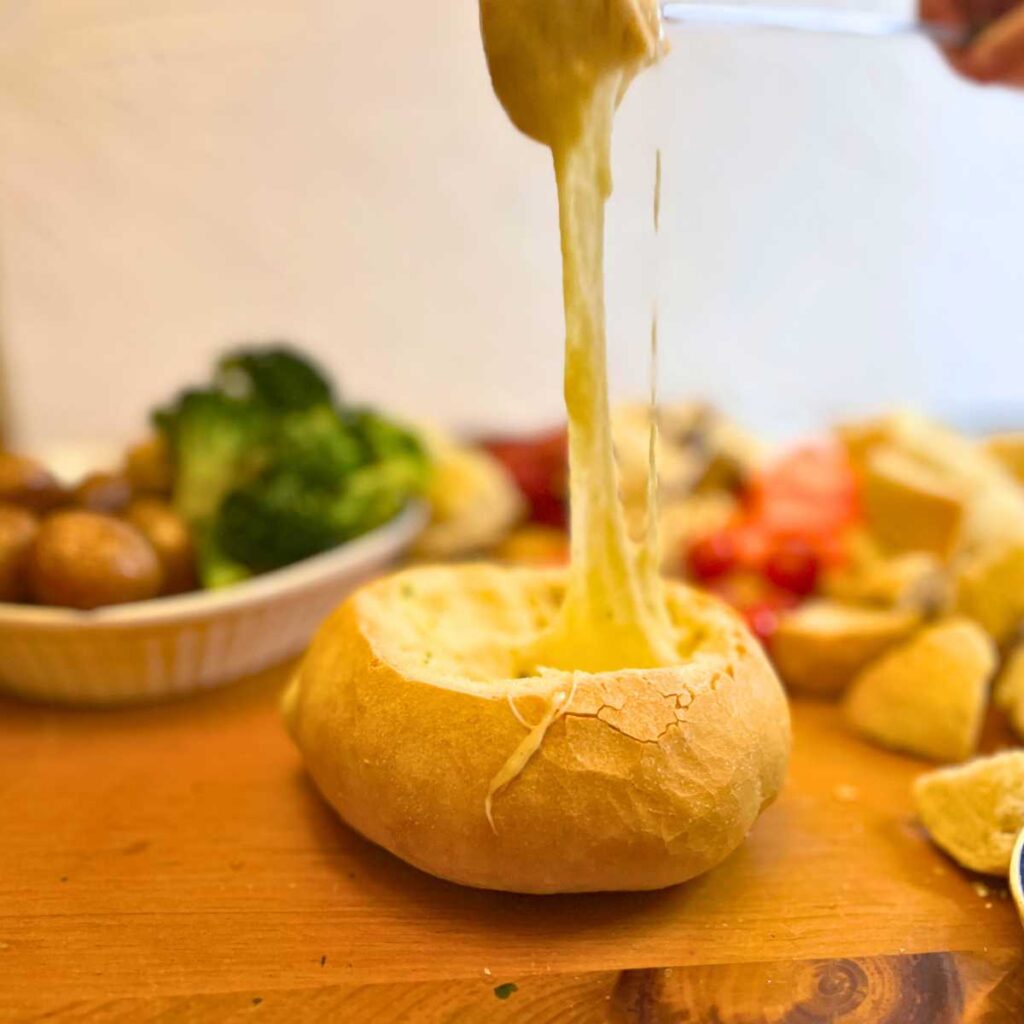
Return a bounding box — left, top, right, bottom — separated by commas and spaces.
0, 452, 67, 512
74, 471, 134, 514
29, 511, 163, 609
125, 498, 197, 595
0, 504, 39, 602
123, 435, 173, 496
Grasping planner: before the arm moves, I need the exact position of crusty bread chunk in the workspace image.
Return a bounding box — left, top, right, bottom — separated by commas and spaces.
914, 751, 1024, 875
771, 601, 920, 697
985, 433, 1024, 486
823, 541, 948, 614
844, 619, 996, 762
862, 447, 964, 558
839, 412, 1024, 554
955, 542, 1024, 647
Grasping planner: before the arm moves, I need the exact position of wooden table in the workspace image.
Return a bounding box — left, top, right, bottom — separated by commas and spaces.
2, 664, 1022, 1022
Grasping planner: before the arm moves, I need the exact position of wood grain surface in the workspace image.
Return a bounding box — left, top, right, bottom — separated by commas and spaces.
1, 664, 1022, 1022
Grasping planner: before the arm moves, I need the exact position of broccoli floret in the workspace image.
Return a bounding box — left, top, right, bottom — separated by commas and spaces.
331, 460, 428, 532
214, 458, 427, 574
154, 389, 269, 526
345, 408, 427, 465
195, 528, 253, 590
216, 345, 334, 413
272, 405, 364, 488
214, 472, 348, 572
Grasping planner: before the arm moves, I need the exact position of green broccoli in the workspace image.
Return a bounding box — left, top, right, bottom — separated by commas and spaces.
272, 405, 365, 488
195, 528, 253, 590
214, 458, 427, 574
213, 472, 348, 572
216, 345, 334, 413
151, 343, 432, 586
154, 389, 270, 526
346, 408, 427, 465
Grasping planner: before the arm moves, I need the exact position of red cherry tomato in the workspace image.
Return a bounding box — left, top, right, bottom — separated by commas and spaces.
763, 538, 821, 597
483, 429, 568, 528
687, 530, 737, 581
749, 440, 859, 540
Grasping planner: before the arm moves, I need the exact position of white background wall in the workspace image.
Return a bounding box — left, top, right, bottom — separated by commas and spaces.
0, 0, 1022, 449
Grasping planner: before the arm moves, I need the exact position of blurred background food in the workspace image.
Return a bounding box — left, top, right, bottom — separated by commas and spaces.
464, 405, 1024, 773
0, 344, 432, 609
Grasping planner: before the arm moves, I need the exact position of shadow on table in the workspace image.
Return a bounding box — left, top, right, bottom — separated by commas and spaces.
291, 765, 732, 943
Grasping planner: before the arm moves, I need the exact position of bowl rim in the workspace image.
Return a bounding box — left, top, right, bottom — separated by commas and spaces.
0, 502, 428, 630
1012, 825, 1024, 923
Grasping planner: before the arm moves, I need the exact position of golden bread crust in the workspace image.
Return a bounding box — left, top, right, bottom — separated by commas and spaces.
284, 565, 790, 893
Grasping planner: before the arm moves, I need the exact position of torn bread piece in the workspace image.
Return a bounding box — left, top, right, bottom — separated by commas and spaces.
839, 412, 1024, 553
954, 542, 1024, 647
985, 433, 1024, 486
771, 601, 921, 697
914, 751, 1024, 875
862, 446, 964, 558
823, 549, 948, 614
844, 618, 996, 762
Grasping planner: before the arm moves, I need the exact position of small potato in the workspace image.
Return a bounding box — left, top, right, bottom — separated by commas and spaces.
0, 451, 67, 512
123, 435, 173, 496
125, 498, 197, 595
29, 511, 163, 609
0, 504, 39, 602
74, 471, 134, 514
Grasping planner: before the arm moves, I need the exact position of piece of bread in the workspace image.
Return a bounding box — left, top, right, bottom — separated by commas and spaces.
479, 0, 660, 147
284, 564, 791, 894
995, 644, 1024, 739
985, 433, 1024, 486
861, 446, 964, 558
823, 547, 948, 614
914, 752, 1024, 875
771, 601, 921, 697
843, 619, 996, 762
839, 412, 1024, 554
954, 542, 1024, 647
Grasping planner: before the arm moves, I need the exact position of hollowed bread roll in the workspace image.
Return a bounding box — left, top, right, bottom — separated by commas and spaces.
284, 564, 790, 894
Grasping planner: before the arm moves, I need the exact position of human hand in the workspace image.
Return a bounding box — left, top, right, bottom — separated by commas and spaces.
922, 0, 1024, 85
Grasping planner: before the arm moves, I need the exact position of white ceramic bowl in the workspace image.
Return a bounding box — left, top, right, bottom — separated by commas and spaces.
0, 503, 427, 705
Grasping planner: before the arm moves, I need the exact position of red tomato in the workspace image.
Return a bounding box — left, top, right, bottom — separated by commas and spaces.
763, 538, 821, 597
750, 440, 858, 534
687, 530, 737, 581
684, 437, 860, 615
482, 429, 568, 528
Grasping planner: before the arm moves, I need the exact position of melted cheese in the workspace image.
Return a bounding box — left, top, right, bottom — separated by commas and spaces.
480, 0, 678, 672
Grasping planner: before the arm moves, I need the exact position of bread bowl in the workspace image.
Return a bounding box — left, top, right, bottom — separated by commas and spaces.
284, 563, 790, 893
